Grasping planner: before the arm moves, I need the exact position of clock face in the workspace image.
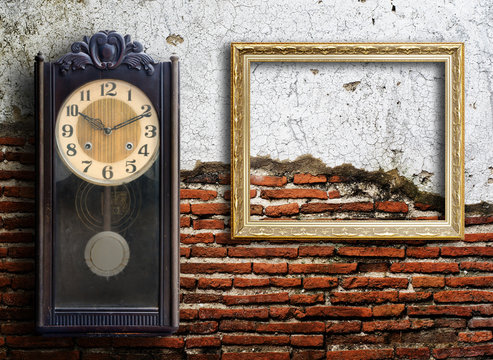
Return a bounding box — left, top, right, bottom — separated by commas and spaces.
55, 79, 160, 186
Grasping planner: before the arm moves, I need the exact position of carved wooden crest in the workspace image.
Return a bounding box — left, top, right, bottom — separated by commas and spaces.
56, 30, 157, 75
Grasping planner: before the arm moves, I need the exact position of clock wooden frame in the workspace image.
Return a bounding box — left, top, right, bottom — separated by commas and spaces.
35, 31, 180, 335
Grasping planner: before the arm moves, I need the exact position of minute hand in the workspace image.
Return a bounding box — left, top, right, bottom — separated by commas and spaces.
111, 110, 151, 131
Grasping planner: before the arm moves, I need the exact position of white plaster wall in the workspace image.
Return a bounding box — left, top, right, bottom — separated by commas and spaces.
0, 0, 491, 204
250, 62, 446, 196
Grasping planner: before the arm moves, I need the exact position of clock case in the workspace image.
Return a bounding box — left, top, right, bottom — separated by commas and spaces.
35, 32, 180, 335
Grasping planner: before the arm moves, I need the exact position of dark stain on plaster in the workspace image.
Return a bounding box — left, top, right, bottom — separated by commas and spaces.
310, 69, 319, 75
166, 34, 184, 46
0, 106, 35, 137
343, 81, 361, 92
465, 202, 493, 216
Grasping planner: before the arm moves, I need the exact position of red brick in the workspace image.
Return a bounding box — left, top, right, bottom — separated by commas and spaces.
304, 306, 372, 318
250, 204, 264, 215
180, 233, 214, 244
251, 175, 287, 187
390, 262, 459, 273
292, 350, 326, 360
3, 187, 35, 199
270, 307, 295, 320
0, 171, 35, 181
229, 247, 297, 258
411, 319, 435, 329
193, 219, 224, 230
180, 189, 217, 200
293, 174, 327, 184
375, 201, 408, 213
186, 336, 220, 348
0, 232, 33, 243
4, 152, 34, 165
10, 276, 34, 290
469, 318, 493, 328
0, 202, 33, 213
197, 278, 232, 289
261, 189, 328, 200
474, 304, 493, 315
223, 353, 289, 360
222, 335, 289, 345
413, 276, 445, 288
464, 233, 493, 242
433, 344, 493, 359
253, 262, 288, 274
434, 318, 466, 329
9, 350, 79, 360
8, 246, 34, 258
434, 290, 493, 303
183, 293, 222, 304
461, 261, 493, 271
359, 263, 389, 272
406, 247, 440, 258
326, 349, 393, 360
223, 292, 289, 305
199, 308, 268, 320
398, 291, 432, 302
465, 216, 493, 225
180, 277, 196, 289
328, 175, 347, 183
180, 216, 191, 227
373, 304, 405, 317
191, 203, 229, 215
112, 337, 184, 348
338, 247, 404, 258
180, 203, 190, 213
0, 260, 34, 273
395, 348, 430, 359
339, 202, 374, 212
180, 309, 198, 320
300, 203, 340, 213
362, 319, 411, 332
191, 247, 227, 258
179, 321, 218, 334
289, 263, 357, 274
290, 293, 324, 305
186, 355, 220, 360
0, 275, 10, 288
6, 335, 73, 348
446, 276, 493, 288
331, 291, 399, 304
299, 246, 335, 257
328, 190, 340, 199
407, 305, 472, 317
290, 335, 324, 347
0, 137, 25, 146
459, 331, 493, 343
3, 216, 35, 230
304, 277, 338, 289
265, 203, 299, 217
326, 321, 361, 333
181, 262, 251, 274
256, 322, 325, 333
442, 246, 493, 257
233, 278, 269, 287
271, 278, 302, 287
223, 189, 256, 200
2, 292, 32, 306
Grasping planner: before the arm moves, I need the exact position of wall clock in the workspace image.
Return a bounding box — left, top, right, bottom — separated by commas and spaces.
35, 31, 180, 335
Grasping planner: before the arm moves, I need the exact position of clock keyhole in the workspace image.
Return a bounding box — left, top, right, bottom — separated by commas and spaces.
126, 142, 133, 151
85, 142, 92, 150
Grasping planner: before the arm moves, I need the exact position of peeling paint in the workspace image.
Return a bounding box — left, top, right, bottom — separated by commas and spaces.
343, 81, 361, 92
166, 34, 184, 46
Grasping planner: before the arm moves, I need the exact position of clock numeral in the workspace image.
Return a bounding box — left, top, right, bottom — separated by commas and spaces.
145, 125, 156, 138
62, 124, 73, 137
66, 104, 78, 117
66, 143, 77, 156
102, 165, 113, 179
127, 90, 132, 101
125, 160, 137, 173
80, 90, 90, 101
138, 144, 149, 157
82, 160, 92, 173
141, 104, 151, 113
100, 82, 117, 97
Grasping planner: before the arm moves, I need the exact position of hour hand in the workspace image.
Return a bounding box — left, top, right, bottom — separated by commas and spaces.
79, 112, 105, 130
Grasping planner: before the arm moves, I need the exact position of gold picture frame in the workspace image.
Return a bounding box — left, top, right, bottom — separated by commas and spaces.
231, 42, 464, 240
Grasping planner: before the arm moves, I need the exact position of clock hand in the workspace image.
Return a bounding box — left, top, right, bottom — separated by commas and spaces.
79, 112, 105, 130
110, 108, 151, 131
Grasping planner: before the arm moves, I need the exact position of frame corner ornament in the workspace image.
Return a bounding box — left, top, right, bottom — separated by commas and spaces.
56, 30, 157, 75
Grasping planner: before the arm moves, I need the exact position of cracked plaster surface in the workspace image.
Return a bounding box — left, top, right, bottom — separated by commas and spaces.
0, 0, 491, 204
250, 62, 446, 196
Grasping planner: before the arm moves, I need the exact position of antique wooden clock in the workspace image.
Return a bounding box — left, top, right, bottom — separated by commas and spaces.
35, 31, 179, 335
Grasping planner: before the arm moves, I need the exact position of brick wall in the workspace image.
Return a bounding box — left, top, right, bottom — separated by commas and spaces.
1, 136, 493, 359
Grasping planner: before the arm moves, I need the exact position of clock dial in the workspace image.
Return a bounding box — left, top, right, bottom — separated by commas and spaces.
55, 79, 160, 186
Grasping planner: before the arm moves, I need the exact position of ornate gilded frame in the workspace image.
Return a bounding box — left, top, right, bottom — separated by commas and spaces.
231, 42, 464, 240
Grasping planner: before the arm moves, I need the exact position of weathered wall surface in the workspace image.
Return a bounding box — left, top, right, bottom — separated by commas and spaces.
0, 0, 492, 204
1, 1, 493, 359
